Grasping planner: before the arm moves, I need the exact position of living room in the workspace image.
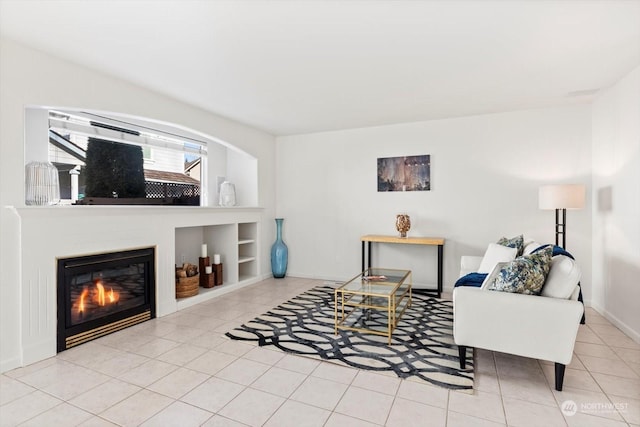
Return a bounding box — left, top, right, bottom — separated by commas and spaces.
1, 1, 639, 426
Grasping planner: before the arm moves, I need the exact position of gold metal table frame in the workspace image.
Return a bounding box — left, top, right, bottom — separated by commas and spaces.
334, 268, 412, 344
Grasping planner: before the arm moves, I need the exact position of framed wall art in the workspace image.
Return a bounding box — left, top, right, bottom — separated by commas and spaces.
377, 155, 430, 192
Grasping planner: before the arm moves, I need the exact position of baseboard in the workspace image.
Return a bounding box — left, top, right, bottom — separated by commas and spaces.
0, 355, 22, 374
22, 339, 56, 367
284, 273, 437, 290
1, 338, 56, 374
590, 302, 640, 344
283, 271, 349, 283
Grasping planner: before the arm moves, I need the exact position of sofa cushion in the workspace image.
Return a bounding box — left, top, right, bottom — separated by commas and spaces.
497, 234, 525, 256
460, 255, 483, 277
523, 241, 544, 255
480, 261, 508, 289
487, 246, 553, 295
541, 255, 581, 299
478, 243, 518, 274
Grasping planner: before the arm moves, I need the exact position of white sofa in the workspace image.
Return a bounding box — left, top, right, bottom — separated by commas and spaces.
453, 242, 584, 391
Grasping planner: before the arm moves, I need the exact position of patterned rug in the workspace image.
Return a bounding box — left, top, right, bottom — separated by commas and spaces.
226, 285, 474, 391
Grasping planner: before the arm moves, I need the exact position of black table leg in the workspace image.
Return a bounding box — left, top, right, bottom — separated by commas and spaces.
361, 241, 365, 273
367, 242, 372, 272
437, 244, 443, 298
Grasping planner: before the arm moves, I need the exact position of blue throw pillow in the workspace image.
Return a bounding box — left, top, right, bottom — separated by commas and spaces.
497, 235, 525, 256
487, 246, 553, 295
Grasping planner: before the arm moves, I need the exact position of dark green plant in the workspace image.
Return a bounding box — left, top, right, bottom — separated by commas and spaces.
84, 138, 146, 198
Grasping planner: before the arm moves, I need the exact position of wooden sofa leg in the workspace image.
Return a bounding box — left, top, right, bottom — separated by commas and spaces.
458, 346, 467, 369
555, 363, 566, 391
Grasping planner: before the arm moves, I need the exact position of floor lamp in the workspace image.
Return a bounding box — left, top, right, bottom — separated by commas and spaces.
539, 184, 586, 324
538, 184, 585, 249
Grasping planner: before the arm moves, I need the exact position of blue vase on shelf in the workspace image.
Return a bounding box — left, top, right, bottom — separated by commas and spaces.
271, 218, 288, 278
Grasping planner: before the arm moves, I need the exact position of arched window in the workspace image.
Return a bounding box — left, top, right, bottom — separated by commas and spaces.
26, 107, 258, 207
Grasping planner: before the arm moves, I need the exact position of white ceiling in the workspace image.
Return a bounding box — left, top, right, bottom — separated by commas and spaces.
1, 0, 639, 136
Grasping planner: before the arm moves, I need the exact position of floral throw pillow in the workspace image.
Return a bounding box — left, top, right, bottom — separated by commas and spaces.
497, 234, 525, 256
487, 246, 553, 295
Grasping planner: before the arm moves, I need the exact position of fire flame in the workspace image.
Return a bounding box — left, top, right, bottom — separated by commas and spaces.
78, 288, 89, 314
75, 280, 120, 315
96, 281, 106, 306
93, 280, 119, 306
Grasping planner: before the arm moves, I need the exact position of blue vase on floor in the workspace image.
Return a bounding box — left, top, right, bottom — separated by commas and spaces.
271, 218, 288, 278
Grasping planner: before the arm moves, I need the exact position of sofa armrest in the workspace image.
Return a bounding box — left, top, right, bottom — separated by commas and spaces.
460, 256, 483, 277
453, 287, 583, 365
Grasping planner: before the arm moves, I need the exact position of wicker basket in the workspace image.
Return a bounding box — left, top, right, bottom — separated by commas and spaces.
176, 274, 199, 298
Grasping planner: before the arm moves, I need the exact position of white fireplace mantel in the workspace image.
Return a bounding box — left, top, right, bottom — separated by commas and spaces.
7, 205, 265, 368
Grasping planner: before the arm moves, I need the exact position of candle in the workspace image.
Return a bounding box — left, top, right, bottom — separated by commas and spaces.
205, 265, 212, 274
201, 244, 207, 258
213, 254, 221, 265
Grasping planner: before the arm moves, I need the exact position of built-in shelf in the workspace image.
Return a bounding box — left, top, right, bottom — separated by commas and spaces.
174, 218, 259, 309
238, 275, 256, 284
238, 222, 258, 283
176, 282, 253, 310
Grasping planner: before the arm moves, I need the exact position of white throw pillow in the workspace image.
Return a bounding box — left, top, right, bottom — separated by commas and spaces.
523, 241, 544, 255
541, 255, 581, 299
481, 261, 508, 289
477, 243, 518, 274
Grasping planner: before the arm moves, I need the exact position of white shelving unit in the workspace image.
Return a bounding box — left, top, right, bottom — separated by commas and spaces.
238, 222, 258, 282
175, 219, 259, 310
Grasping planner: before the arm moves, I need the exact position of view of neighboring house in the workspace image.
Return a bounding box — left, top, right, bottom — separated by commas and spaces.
48, 124, 202, 204
184, 157, 201, 181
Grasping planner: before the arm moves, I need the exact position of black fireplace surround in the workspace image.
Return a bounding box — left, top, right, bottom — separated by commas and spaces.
57, 247, 156, 352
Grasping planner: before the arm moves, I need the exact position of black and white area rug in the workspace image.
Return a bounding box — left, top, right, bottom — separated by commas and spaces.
226, 286, 474, 391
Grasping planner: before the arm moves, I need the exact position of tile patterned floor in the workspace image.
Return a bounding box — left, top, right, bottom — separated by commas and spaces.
1, 277, 639, 426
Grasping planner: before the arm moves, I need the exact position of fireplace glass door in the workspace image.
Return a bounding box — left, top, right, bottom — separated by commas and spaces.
58, 247, 155, 351
68, 263, 147, 326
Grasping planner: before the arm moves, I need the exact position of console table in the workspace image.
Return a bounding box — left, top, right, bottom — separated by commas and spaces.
360, 235, 445, 298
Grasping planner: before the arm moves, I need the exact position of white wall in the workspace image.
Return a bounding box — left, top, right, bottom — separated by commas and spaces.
591, 66, 640, 342
276, 106, 592, 294
0, 38, 276, 372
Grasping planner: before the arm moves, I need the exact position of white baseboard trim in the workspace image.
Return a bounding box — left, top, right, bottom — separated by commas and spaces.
0, 356, 22, 374
22, 339, 56, 367
285, 273, 439, 291
590, 302, 640, 344
283, 272, 350, 283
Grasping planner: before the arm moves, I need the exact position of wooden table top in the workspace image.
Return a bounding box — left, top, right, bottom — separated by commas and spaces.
361, 235, 445, 245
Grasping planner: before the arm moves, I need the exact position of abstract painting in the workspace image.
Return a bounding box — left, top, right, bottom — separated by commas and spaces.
377, 155, 430, 191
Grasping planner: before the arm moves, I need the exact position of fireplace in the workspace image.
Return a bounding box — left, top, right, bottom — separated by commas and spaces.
57, 247, 156, 352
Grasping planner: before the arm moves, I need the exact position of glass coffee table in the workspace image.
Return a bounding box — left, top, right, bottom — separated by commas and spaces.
334, 268, 412, 344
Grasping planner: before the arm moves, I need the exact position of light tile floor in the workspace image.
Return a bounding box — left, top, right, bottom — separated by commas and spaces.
1, 277, 639, 426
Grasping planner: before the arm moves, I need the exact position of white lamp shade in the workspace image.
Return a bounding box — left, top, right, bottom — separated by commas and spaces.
539, 184, 585, 210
